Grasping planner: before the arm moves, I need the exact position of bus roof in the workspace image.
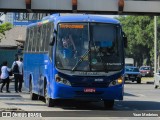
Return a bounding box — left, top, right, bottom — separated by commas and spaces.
27, 14, 120, 28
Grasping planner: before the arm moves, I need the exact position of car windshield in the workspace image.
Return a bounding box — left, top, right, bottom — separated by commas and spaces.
140, 67, 150, 70
125, 67, 139, 72
55, 23, 123, 72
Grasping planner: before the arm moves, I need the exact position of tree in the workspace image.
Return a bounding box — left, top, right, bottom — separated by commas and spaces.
116, 16, 159, 67
0, 22, 13, 41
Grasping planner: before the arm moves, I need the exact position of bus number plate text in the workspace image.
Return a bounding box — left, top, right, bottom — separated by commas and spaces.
84, 88, 96, 93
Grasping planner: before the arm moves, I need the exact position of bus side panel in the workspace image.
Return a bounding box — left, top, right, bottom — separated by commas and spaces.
40, 54, 54, 97
24, 53, 30, 91
24, 53, 47, 95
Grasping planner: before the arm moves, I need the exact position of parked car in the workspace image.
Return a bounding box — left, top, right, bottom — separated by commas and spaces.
139, 66, 153, 77
124, 66, 141, 83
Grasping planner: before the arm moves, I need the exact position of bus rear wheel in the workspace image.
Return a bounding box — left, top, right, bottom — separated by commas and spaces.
104, 100, 114, 110
29, 82, 38, 100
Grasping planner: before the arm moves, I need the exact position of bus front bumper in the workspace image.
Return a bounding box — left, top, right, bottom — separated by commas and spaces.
51, 84, 124, 101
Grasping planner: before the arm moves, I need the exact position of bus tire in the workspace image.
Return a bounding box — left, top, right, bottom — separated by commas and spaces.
104, 100, 114, 110
29, 81, 38, 100
46, 97, 55, 107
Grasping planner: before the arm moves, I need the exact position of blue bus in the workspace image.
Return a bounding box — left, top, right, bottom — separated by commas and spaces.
24, 14, 127, 109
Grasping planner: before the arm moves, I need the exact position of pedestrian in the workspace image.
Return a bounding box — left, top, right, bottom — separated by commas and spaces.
12, 57, 23, 93
18, 57, 23, 92
0, 61, 11, 93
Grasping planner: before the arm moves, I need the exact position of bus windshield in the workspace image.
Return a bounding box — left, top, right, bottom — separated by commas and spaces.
56, 23, 123, 72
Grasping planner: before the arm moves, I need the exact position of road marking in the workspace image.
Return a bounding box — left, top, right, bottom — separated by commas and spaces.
137, 94, 145, 97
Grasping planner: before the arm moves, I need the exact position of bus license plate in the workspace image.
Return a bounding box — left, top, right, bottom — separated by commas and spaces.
130, 76, 135, 78
84, 88, 96, 93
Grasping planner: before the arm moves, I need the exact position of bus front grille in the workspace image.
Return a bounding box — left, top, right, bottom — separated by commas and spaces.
71, 82, 109, 87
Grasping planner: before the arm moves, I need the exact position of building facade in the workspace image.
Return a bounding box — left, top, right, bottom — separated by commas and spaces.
3, 12, 49, 26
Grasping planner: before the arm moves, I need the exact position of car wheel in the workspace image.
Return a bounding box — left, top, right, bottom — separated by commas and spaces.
137, 78, 141, 84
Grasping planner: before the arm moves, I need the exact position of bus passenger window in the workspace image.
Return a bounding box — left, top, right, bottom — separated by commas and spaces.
36, 26, 41, 52
48, 23, 54, 60
28, 28, 33, 51
45, 23, 51, 51
24, 29, 29, 52
32, 27, 37, 52
41, 24, 47, 51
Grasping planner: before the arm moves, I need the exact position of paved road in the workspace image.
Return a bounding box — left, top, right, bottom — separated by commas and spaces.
0, 78, 160, 119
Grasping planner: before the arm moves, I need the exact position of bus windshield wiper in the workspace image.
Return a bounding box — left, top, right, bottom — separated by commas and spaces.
72, 50, 90, 71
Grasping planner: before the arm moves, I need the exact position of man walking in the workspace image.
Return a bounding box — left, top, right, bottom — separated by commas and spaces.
12, 57, 23, 93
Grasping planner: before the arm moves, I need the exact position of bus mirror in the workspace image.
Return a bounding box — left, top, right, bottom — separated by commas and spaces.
124, 36, 127, 48
49, 37, 55, 46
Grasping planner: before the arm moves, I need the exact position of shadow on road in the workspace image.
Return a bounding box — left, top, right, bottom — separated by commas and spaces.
116, 100, 160, 111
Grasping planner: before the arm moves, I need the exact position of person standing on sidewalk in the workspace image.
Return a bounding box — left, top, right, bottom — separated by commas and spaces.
12, 57, 23, 93
18, 57, 23, 92
0, 61, 11, 93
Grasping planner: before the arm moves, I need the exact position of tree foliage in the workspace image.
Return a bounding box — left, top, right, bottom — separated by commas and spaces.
0, 22, 13, 35
116, 16, 160, 67
0, 22, 13, 41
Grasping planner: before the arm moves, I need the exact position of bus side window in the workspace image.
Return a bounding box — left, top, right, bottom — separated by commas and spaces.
36, 26, 41, 52
45, 23, 51, 51
32, 26, 37, 52
28, 28, 33, 52
49, 22, 54, 60
39, 25, 43, 52
41, 24, 47, 51
24, 29, 29, 52
40, 25, 44, 52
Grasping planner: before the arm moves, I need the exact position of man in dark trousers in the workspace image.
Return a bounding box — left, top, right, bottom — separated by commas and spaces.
12, 57, 23, 93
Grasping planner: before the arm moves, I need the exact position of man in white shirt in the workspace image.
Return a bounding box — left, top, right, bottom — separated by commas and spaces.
17, 57, 23, 92
12, 57, 23, 93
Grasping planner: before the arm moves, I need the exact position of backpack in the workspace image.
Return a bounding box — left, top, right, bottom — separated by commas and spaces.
12, 62, 19, 73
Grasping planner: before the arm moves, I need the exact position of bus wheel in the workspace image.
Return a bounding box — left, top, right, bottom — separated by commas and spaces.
29, 82, 38, 100
104, 100, 114, 110
44, 86, 55, 107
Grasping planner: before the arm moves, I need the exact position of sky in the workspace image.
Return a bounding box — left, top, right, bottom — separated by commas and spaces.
0, 13, 117, 22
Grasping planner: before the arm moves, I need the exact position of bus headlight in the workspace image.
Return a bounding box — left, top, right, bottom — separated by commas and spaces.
55, 74, 71, 86
109, 76, 123, 87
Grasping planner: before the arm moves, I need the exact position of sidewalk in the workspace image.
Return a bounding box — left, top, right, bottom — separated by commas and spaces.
141, 77, 154, 84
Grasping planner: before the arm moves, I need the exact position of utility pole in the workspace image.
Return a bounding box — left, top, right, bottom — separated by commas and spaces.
154, 16, 157, 73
